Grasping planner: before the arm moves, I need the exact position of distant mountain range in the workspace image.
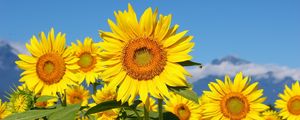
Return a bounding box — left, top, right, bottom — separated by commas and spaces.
188, 56, 300, 104
1, 41, 300, 104
0, 41, 22, 100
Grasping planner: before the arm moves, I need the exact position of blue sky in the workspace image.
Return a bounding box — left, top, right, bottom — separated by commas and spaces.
0, 0, 299, 67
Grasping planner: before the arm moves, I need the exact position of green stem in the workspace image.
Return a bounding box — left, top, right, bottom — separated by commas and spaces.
158, 99, 163, 120
130, 108, 141, 120
93, 83, 97, 94
63, 89, 67, 106
144, 105, 149, 120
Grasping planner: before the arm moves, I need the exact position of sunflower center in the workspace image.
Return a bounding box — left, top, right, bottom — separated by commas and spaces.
122, 38, 166, 80
174, 104, 191, 120
78, 52, 96, 72
36, 53, 66, 85
221, 93, 249, 120
288, 95, 300, 115
134, 48, 153, 66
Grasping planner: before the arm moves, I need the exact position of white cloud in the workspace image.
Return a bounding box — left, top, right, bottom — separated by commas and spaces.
187, 62, 300, 83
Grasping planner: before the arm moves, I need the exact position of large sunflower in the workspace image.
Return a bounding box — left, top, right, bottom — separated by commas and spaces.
71, 37, 103, 85
0, 99, 11, 119
202, 72, 269, 120
275, 81, 300, 120
164, 93, 202, 120
100, 3, 193, 104
16, 28, 80, 95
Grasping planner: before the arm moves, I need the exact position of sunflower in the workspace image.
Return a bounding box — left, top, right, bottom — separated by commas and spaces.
275, 81, 300, 120
202, 72, 269, 120
92, 85, 119, 120
71, 37, 103, 85
66, 85, 89, 106
100, 3, 193, 104
261, 110, 281, 120
15, 28, 80, 95
0, 99, 11, 119
164, 93, 202, 120
8, 89, 34, 113
138, 97, 158, 112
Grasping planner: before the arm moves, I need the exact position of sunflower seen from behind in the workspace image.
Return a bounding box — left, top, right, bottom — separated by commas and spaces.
164, 93, 202, 120
261, 110, 282, 120
275, 81, 300, 120
92, 85, 119, 120
66, 85, 89, 106
71, 37, 103, 85
100, 3, 194, 105
15, 28, 80, 95
0, 99, 11, 119
202, 72, 269, 120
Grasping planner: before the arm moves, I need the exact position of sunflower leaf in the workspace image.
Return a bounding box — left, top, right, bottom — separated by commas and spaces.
85, 100, 142, 115
3, 109, 55, 120
178, 60, 202, 67
47, 104, 81, 120
168, 86, 199, 103
36, 95, 57, 102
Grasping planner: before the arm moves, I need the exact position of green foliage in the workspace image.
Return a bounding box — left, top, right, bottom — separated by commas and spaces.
36, 95, 57, 102
168, 86, 199, 103
4, 104, 81, 120
86, 100, 142, 115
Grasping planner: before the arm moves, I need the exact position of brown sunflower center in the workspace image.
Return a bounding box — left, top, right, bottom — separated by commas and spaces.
122, 38, 166, 80
69, 93, 84, 104
221, 93, 249, 120
174, 103, 191, 120
78, 52, 96, 72
36, 53, 66, 85
288, 95, 300, 115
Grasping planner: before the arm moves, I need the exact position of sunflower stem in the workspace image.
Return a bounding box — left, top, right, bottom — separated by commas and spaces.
158, 99, 163, 120
144, 105, 149, 120
92, 82, 98, 94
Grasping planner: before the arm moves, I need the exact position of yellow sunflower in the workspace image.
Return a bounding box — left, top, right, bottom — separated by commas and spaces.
15, 28, 80, 95
66, 85, 89, 106
202, 72, 269, 120
92, 85, 119, 120
8, 89, 33, 113
275, 81, 300, 120
164, 93, 202, 120
71, 37, 103, 85
0, 99, 11, 119
261, 110, 281, 120
100, 3, 194, 104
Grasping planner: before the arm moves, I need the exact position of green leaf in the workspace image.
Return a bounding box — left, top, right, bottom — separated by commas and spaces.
178, 60, 202, 67
86, 100, 142, 115
3, 109, 55, 120
48, 104, 81, 120
36, 95, 57, 102
168, 86, 199, 103
163, 112, 179, 120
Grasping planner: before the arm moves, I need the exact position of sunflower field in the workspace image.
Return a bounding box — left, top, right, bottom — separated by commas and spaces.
1, 3, 300, 120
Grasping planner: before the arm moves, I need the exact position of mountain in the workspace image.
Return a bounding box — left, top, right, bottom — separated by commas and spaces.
189, 55, 300, 104
0, 41, 22, 100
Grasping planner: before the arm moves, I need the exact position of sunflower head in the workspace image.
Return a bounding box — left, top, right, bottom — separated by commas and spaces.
71, 37, 103, 85
92, 85, 119, 120
92, 85, 116, 104
275, 81, 300, 119
100, 3, 194, 104
262, 110, 282, 120
8, 88, 34, 113
0, 99, 11, 119
66, 85, 90, 106
164, 93, 202, 120
202, 72, 269, 120
16, 28, 80, 96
